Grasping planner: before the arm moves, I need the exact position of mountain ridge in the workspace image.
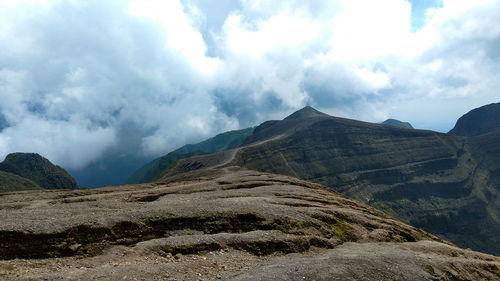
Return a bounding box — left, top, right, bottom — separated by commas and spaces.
283, 105, 329, 120
163, 105, 500, 255
126, 127, 254, 184
449, 102, 500, 136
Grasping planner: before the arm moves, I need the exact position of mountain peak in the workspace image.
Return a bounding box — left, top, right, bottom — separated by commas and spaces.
381, 119, 413, 129
0, 152, 77, 190
5, 152, 43, 162
284, 106, 328, 120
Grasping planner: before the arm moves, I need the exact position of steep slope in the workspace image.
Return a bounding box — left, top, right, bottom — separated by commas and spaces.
381, 118, 413, 129
0, 153, 77, 190
126, 127, 254, 184
0, 171, 41, 193
1, 167, 498, 280
449, 102, 500, 136
170, 106, 500, 255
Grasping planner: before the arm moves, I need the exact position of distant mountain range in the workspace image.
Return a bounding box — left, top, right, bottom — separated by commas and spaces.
161, 104, 500, 256
0, 153, 77, 192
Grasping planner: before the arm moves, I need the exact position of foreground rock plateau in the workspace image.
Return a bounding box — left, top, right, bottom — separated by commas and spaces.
1, 167, 499, 280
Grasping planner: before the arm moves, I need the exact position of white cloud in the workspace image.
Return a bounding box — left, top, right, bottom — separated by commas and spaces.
0, 0, 500, 182
128, 0, 220, 74
222, 10, 320, 57
327, 0, 413, 61
0, 117, 116, 170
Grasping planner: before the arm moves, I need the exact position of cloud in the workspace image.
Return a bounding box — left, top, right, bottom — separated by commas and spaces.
0, 117, 116, 170
0, 0, 238, 170
0, 0, 499, 185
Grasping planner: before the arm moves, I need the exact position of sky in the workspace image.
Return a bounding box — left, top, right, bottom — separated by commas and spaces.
1, 0, 500, 185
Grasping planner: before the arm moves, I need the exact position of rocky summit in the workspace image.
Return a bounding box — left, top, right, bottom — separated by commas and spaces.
0, 166, 499, 280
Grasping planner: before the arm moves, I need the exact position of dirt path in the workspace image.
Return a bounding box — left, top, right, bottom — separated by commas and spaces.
213, 134, 286, 169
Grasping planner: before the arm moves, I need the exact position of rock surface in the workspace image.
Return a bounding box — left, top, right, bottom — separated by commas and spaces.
2, 167, 498, 280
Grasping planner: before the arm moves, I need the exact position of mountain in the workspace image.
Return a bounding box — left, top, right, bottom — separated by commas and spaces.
0, 153, 77, 190
381, 118, 413, 129
449, 102, 500, 136
0, 171, 41, 193
1, 167, 499, 280
126, 127, 254, 184
165, 106, 500, 256
283, 105, 328, 120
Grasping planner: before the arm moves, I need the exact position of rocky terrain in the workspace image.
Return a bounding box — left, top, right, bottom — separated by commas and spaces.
0, 153, 77, 191
1, 167, 499, 280
169, 106, 500, 255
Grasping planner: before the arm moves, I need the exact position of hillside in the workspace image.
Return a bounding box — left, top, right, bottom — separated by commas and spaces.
167, 106, 500, 256
0, 167, 498, 280
126, 127, 254, 184
0, 153, 77, 190
381, 118, 413, 129
0, 171, 41, 193
449, 102, 500, 136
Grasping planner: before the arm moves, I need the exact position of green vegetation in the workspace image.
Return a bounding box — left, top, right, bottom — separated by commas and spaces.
425, 264, 437, 277
126, 127, 254, 183
0, 171, 42, 192
381, 118, 413, 129
0, 153, 77, 190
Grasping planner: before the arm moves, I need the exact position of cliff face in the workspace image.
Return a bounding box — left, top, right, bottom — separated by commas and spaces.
449, 102, 500, 136
0, 153, 77, 190
168, 106, 500, 255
